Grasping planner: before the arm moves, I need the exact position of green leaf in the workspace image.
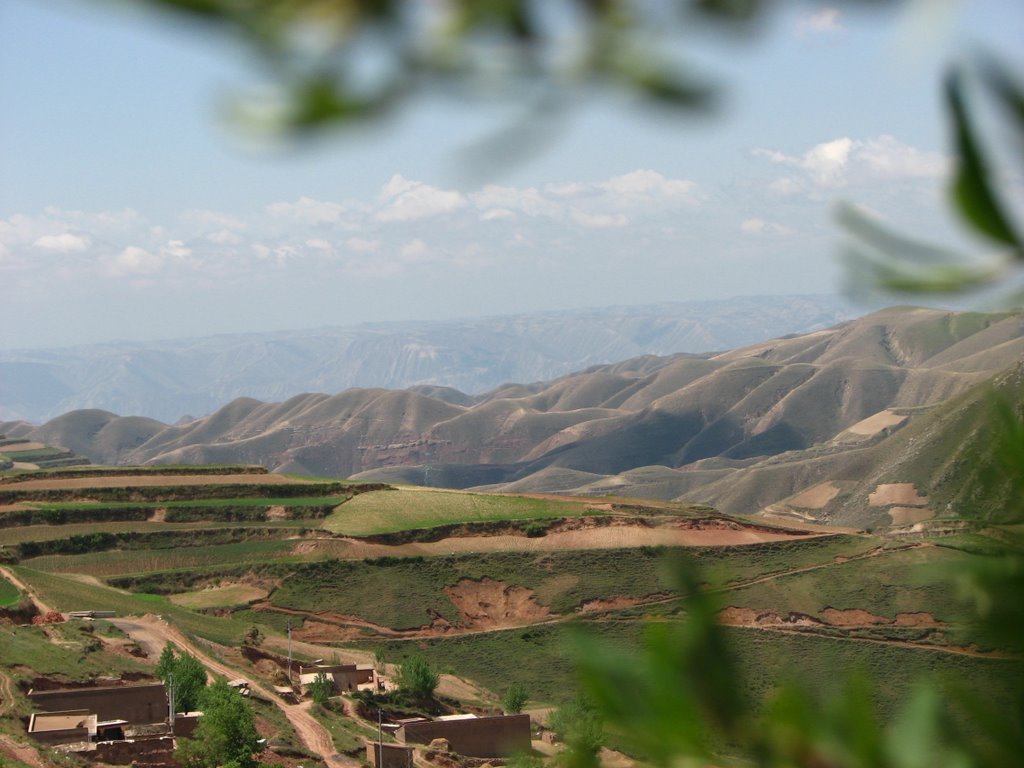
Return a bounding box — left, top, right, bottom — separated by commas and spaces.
836, 202, 1006, 294
945, 70, 1022, 253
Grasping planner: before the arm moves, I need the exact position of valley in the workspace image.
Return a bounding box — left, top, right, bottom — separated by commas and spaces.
1, 459, 1020, 767
2, 305, 1022, 767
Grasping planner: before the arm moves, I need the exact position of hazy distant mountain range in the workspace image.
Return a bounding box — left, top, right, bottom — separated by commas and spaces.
0, 295, 856, 423
3, 305, 1022, 528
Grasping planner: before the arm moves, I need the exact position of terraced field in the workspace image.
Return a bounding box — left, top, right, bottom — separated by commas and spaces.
1, 463, 1019, 768
322, 488, 594, 535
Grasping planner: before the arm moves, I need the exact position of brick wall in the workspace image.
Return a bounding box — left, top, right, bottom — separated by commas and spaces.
397, 715, 531, 758
366, 742, 414, 768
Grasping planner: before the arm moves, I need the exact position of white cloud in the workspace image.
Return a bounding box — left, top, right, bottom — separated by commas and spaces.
471, 185, 552, 217
104, 246, 162, 277
755, 135, 946, 187
769, 177, 803, 196
399, 238, 432, 263
599, 169, 695, 199
571, 210, 630, 228
376, 175, 466, 222
182, 209, 247, 231
207, 229, 244, 245
740, 218, 794, 236
267, 196, 354, 225
346, 237, 381, 254
304, 238, 333, 252
33, 233, 89, 252
797, 7, 844, 37
162, 240, 192, 259
857, 135, 947, 179
480, 207, 515, 221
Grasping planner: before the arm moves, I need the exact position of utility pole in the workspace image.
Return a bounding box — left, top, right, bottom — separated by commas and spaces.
286, 620, 293, 688
377, 707, 383, 766
168, 673, 176, 729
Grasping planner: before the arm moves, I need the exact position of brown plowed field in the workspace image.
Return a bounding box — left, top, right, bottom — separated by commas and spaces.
294, 524, 825, 560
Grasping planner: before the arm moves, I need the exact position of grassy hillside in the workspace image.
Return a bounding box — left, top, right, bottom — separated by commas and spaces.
322, 489, 592, 535
2, 460, 1018, 768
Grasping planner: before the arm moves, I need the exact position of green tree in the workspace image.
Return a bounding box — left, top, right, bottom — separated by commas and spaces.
176, 678, 260, 768
502, 684, 528, 715
155, 642, 176, 681
549, 698, 603, 768
154, 643, 208, 713
308, 671, 334, 705
396, 655, 439, 702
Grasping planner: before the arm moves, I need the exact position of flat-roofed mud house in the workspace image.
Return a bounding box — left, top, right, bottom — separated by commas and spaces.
299, 663, 375, 695
28, 683, 167, 726
395, 713, 531, 757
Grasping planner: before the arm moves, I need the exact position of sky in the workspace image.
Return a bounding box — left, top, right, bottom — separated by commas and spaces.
2, 0, 1022, 350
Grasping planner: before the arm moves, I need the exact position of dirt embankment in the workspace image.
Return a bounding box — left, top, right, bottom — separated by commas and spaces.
718, 606, 943, 629
444, 578, 551, 629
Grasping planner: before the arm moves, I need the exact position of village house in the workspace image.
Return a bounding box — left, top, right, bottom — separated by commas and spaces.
394, 713, 531, 758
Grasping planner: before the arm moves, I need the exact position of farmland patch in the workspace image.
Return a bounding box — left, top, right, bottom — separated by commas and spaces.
169, 583, 269, 609
323, 489, 592, 536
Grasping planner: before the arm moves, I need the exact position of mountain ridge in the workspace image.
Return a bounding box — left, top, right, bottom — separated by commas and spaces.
0, 295, 856, 422
4, 305, 1022, 529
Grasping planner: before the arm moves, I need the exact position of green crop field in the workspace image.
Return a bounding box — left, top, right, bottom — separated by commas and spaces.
170, 583, 269, 609
0, 519, 311, 546
322, 488, 592, 535
0, 574, 21, 607
24, 495, 350, 511
20, 539, 299, 577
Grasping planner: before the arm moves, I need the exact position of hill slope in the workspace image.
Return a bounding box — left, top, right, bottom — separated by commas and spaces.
9, 307, 1022, 527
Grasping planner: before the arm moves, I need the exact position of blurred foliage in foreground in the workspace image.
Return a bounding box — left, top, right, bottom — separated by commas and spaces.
104, 0, 895, 136
80, 1, 1024, 764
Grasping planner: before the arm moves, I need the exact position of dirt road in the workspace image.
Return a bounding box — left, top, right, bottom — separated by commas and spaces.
0, 565, 54, 615
111, 615, 357, 768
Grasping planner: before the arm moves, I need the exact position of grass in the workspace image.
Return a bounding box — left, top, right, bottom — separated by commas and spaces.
0, 464, 268, 483
322, 489, 591, 536
0, 481, 358, 505
717, 544, 972, 623
363, 619, 1024, 718
0, 575, 21, 607
312, 699, 383, 755
0, 519, 310, 546
1, 448, 71, 460
170, 584, 269, 609
11, 567, 253, 645
267, 536, 877, 630
0, 621, 150, 690
20, 539, 299, 578
250, 695, 314, 757
24, 495, 350, 511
